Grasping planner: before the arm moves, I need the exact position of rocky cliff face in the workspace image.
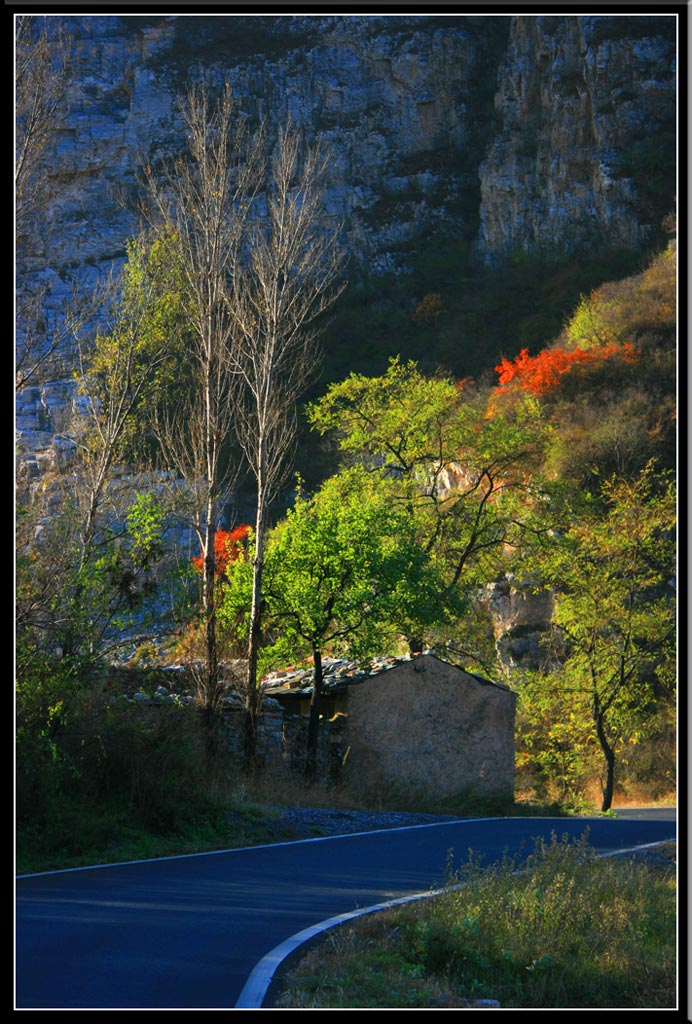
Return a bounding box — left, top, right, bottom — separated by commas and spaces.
19, 12, 676, 338
479, 15, 676, 264
23, 13, 508, 329
480, 578, 556, 675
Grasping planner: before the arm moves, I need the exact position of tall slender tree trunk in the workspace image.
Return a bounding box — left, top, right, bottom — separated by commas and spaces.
199, 476, 224, 764
203, 495, 219, 716
243, 465, 267, 771
143, 81, 256, 767
228, 123, 344, 772
201, 342, 221, 720
305, 647, 324, 782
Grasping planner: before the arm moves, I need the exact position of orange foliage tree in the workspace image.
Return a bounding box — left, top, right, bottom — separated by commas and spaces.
495, 343, 637, 395
192, 525, 250, 578
413, 292, 446, 325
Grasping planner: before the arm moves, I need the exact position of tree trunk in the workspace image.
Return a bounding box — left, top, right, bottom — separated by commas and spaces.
203, 486, 220, 717
593, 698, 616, 812
305, 648, 323, 782
601, 752, 615, 813
243, 482, 266, 771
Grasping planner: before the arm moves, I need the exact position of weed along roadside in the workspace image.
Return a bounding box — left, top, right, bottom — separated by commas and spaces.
266, 835, 677, 1010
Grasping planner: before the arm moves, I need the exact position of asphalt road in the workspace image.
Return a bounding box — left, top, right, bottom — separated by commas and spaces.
16, 812, 676, 1010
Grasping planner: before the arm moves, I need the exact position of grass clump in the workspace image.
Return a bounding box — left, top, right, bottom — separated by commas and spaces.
274, 833, 677, 1009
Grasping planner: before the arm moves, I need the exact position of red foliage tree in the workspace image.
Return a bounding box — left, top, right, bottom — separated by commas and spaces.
192, 525, 250, 577
495, 343, 637, 395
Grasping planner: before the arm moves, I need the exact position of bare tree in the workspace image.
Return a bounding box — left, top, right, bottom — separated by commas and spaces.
140, 88, 345, 742
144, 83, 261, 718
227, 120, 346, 761
15, 15, 75, 388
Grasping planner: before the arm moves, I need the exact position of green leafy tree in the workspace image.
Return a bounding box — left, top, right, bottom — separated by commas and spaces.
221, 468, 451, 778
528, 462, 676, 811
514, 671, 600, 808
16, 489, 171, 831
125, 492, 167, 572
307, 358, 547, 659
73, 231, 186, 565
16, 226, 187, 825
16, 233, 185, 673
17, 488, 169, 676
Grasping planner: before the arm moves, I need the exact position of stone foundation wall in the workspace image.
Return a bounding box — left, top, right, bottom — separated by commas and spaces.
220, 707, 348, 783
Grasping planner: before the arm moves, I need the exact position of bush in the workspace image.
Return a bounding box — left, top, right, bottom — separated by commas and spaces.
15, 654, 84, 827
16, 669, 238, 866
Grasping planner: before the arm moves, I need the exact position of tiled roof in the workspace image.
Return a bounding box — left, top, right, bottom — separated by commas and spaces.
261, 651, 506, 696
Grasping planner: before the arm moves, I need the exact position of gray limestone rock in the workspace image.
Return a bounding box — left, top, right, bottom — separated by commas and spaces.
17, 14, 676, 377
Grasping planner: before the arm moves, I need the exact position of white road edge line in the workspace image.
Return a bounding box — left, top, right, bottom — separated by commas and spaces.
234, 887, 446, 1010
16, 815, 639, 879
234, 839, 676, 1010
14, 818, 486, 879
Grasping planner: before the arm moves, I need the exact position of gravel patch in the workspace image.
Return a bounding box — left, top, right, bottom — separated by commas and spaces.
267, 806, 460, 841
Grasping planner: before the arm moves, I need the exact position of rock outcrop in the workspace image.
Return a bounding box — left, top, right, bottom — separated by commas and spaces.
18, 12, 677, 342
15, 380, 82, 505
478, 15, 676, 263
480, 578, 555, 674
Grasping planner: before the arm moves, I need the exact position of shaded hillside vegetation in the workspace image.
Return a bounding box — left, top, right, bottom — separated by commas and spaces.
495, 239, 676, 488
294, 234, 677, 810
299, 234, 676, 497
317, 239, 658, 386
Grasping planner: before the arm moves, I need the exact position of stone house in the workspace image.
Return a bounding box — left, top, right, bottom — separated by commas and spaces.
99, 654, 517, 801
264, 653, 517, 801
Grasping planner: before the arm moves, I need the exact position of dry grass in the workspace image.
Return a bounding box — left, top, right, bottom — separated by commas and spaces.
273, 911, 498, 1009
514, 780, 676, 814
274, 834, 678, 1010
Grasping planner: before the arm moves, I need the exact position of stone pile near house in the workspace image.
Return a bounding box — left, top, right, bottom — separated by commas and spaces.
103, 662, 346, 779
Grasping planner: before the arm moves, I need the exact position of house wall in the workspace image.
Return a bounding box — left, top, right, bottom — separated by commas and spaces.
341, 656, 516, 800
99, 660, 515, 798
